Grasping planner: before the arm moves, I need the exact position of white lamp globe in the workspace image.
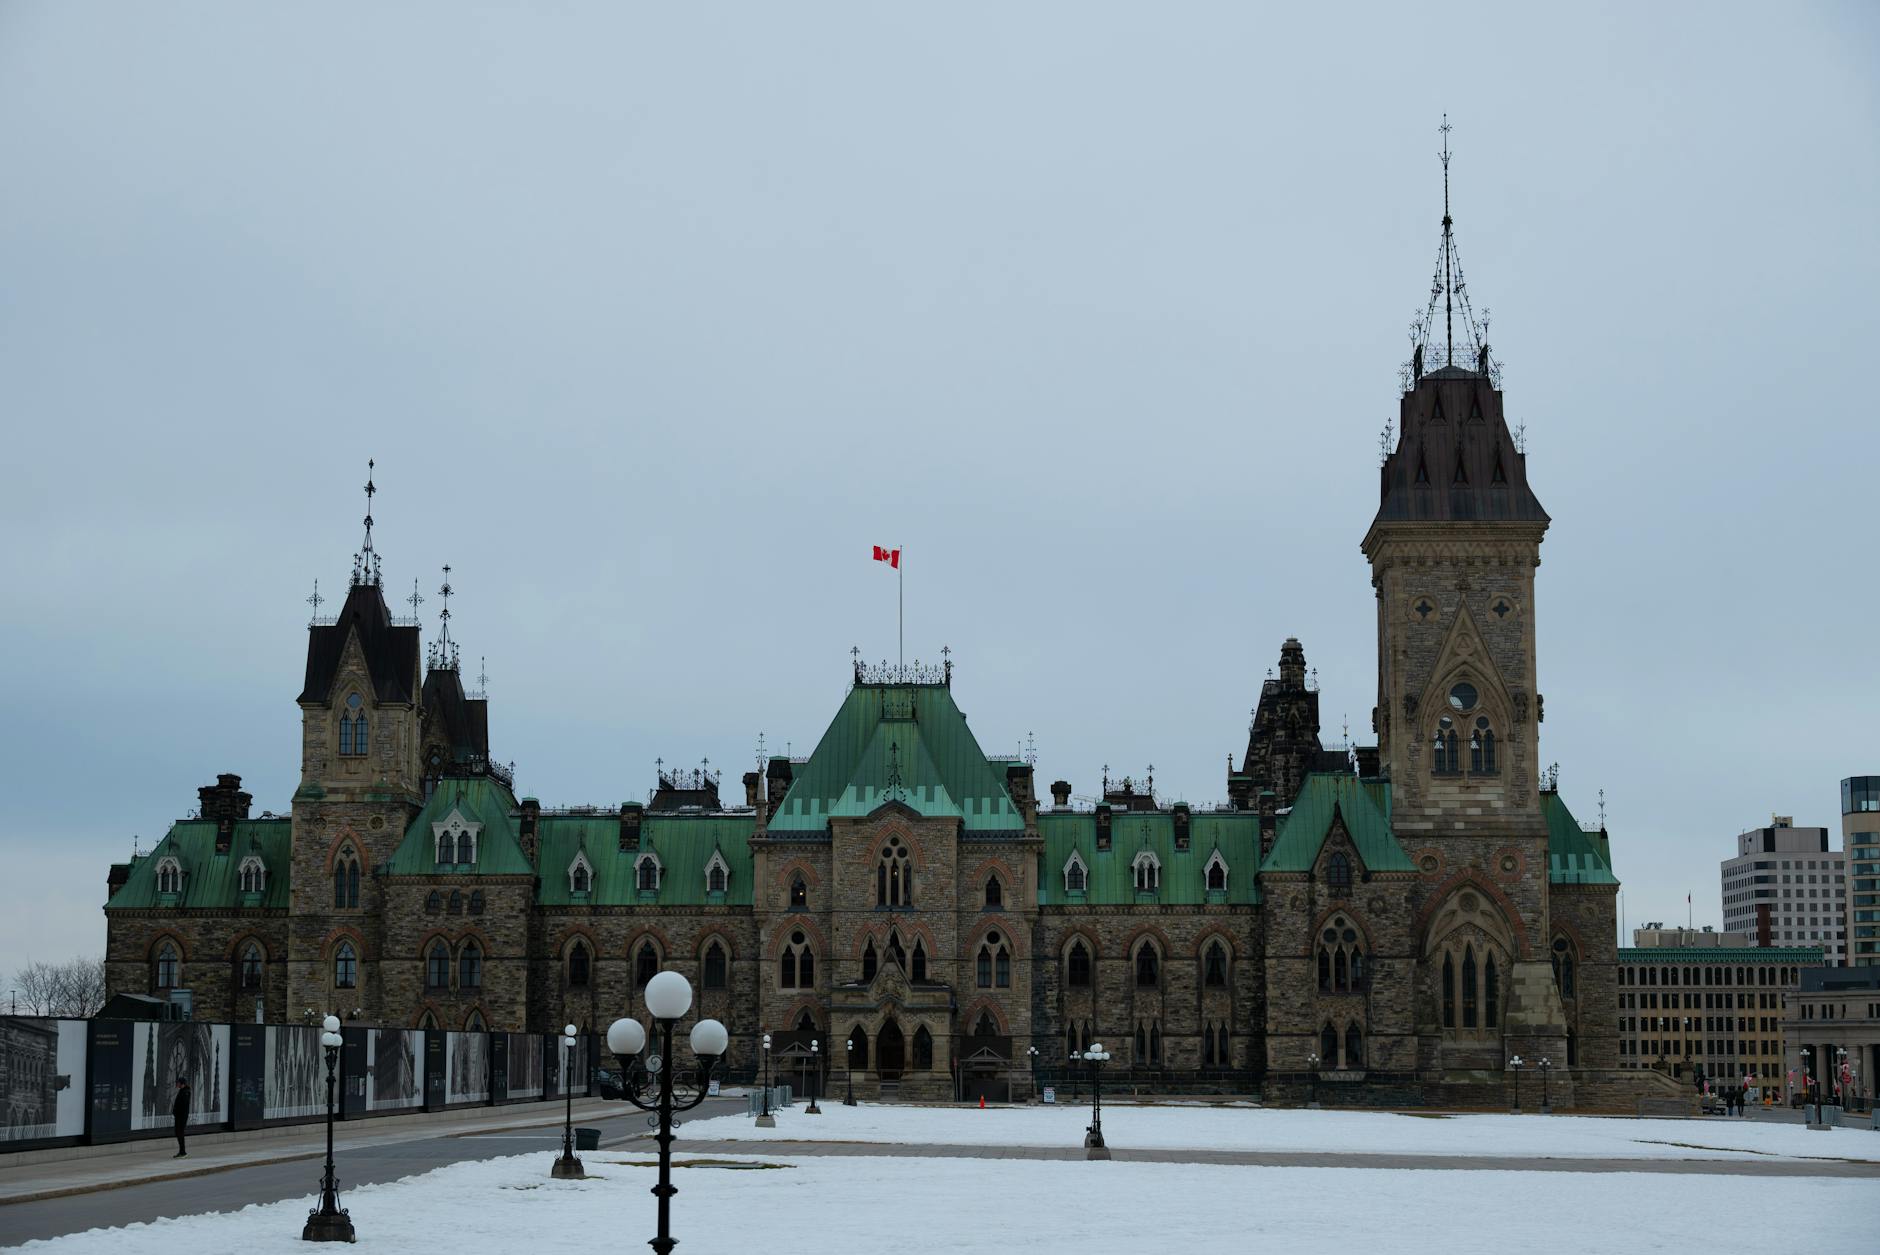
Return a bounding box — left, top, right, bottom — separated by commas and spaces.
320, 1030, 342, 1049
322, 1014, 341, 1034
564, 1023, 577, 1038
607, 1017, 647, 1057
689, 1018, 729, 1057
644, 970, 693, 1020
812, 1040, 820, 1053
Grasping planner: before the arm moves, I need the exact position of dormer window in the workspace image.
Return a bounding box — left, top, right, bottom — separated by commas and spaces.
238, 856, 266, 895
635, 852, 662, 892
1204, 850, 1229, 893
155, 857, 183, 896
433, 810, 481, 867
568, 851, 593, 896
704, 851, 730, 895
1063, 851, 1088, 895
1132, 849, 1160, 893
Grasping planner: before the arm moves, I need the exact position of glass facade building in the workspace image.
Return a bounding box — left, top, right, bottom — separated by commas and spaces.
1846, 777, 1880, 965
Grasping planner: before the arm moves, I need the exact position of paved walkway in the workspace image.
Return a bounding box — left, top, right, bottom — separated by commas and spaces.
661, 1137, 1880, 1179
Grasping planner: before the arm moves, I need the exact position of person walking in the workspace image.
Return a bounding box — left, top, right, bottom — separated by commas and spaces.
172, 1076, 191, 1158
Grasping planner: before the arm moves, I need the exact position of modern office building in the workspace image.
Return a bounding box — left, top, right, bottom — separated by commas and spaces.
1720, 817, 1846, 963
1845, 777, 1880, 967
1617, 935, 1821, 1089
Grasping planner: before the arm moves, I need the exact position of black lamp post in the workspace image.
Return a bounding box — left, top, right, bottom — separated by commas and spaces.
609, 973, 728, 1255
805, 1039, 822, 1114
843, 1037, 857, 1106
1305, 1051, 1320, 1109
1509, 1053, 1524, 1114
1027, 1045, 1039, 1102
301, 1015, 354, 1242
1081, 1044, 1111, 1160
552, 1023, 583, 1178
1538, 1055, 1552, 1115
755, 1032, 775, 1128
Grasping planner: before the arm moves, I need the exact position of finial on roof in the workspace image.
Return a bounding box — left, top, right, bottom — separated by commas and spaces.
477, 655, 487, 695
1025, 731, 1036, 767
428, 564, 460, 671
407, 578, 424, 619
1598, 788, 1607, 828
351, 459, 382, 587
1405, 118, 1499, 390
307, 578, 325, 625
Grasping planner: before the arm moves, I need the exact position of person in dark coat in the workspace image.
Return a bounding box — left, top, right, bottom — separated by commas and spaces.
172, 1077, 191, 1158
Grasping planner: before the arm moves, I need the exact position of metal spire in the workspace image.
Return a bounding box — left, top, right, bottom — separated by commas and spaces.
1406, 118, 1499, 391
307, 578, 325, 625
407, 578, 424, 619
428, 563, 460, 671
350, 459, 382, 587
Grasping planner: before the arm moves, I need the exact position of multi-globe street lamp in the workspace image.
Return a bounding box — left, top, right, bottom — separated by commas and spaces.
1305, 1051, 1320, 1109
552, 1023, 583, 1178
843, 1038, 857, 1106
1027, 1045, 1039, 1101
607, 972, 728, 1255
756, 1032, 775, 1127
806, 1039, 822, 1115
1538, 1056, 1553, 1115
1081, 1044, 1111, 1160
301, 1014, 354, 1242
1508, 1054, 1526, 1114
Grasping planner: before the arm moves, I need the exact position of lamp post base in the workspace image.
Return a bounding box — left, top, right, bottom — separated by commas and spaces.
755, 1113, 776, 1128
552, 1153, 586, 1179
843, 1096, 857, 1106
301, 1207, 356, 1243
1085, 1141, 1111, 1161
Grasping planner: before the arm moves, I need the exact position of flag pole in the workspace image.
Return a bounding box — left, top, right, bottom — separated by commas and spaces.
898, 551, 903, 668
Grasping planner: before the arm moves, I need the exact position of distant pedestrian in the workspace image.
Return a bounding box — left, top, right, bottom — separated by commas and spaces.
172, 1077, 191, 1158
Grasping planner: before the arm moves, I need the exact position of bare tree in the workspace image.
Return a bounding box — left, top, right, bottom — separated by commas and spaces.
9, 957, 107, 1017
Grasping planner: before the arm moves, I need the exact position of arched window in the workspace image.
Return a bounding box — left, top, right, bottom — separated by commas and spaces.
1134, 942, 1159, 988
1320, 1022, 1338, 1067
1318, 948, 1331, 992
911, 939, 928, 982
780, 949, 796, 988
333, 848, 360, 909
1350, 948, 1365, 989
154, 941, 179, 989
1150, 1024, 1162, 1064
702, 941, 727, 989
334, 941, 358, 989
465, 1010, 485, 1032
877, 837, 911, 906
1067, 941, 1091, 988
1132, 851, 1160, 893
427, 942, 450, 989
156, 857, 182, 895
1553, 937, 1577, 999
341, 693, 367, 757
1334, 948, 1348, 990
1566, 1028, 1578, 1066
239, 943, 263, 990
1442, 953, 1456, 1028
1345, 1023, 1364, 1068
571, 863, 590, 894
780, 930, 813, 989
1326, 851, 1352, 894
985, 875, 1003, 908
1204, 941, 1228, 988
426, 890, 442, 914
636, 854, 661, 892
862, 940, 878, 982
448, 890, 463, 915
1471, 719, 1497, 774
569, 942, 591, 988
977, 932, 1010, 988
912, 1025, 933, 1070
1485, 954, 1500, 1027
848, 1027, 869, 1070
707, 862, 728, 894
458, 942, 481, 989
1432, 716, 1459, 775
795, 1010, 816, 1032
887, 931, 907, 971
635, 941, 659, 987
1064, 854, 1087, 894
1203, 1023, 1217, 1066
974, 1011, 997, 1038
238, 857, 266, 894
1205, 853, 1228, 892
1319, 918, 1364, 993
1135, 1024, 1147, 1060
1462, 945, 1478, 1028
468, 890, 484, 916
790, 877, 807, 908
455, 831, 474, 866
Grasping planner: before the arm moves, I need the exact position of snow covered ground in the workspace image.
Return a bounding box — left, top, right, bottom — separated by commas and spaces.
683, 1101, 1880, 1163
15, 1147, 1877, 1255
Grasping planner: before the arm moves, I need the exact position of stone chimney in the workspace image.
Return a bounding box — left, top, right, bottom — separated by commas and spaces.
1095, 803, 1112, 851
765, 757, 794, 823
198, 773, 252, 855
618, 802, 643, 851
107, 863, 131, 901
1005, 763, 1036, 828
1050, 780, 1071, 809
1258, 790, 1278, 859
1172, 802, 1191, 851
519, 798, 541, 862
743, 771, 761, 809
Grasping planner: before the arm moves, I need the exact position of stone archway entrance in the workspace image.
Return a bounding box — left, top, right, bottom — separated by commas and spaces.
877, 1019, 906, 1079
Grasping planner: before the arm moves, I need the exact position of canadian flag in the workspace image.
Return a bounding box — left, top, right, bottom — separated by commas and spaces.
872, 545, 901, 569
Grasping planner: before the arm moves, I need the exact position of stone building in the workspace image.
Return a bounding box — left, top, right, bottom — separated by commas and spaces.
101, 189, 1683, 1110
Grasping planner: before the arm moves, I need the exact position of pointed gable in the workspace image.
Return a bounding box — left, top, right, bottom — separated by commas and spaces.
1261, 774, 1415, 874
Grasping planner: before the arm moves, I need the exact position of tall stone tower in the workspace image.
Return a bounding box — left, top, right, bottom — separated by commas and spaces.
287, 463, 424, 1020
1361, 128, 1567, 1071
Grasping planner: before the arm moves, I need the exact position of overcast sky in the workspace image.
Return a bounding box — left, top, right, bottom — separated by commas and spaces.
2, 3, 1875, 977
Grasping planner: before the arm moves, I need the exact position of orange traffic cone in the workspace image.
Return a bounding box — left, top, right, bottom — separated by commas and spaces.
979, 1095, 986, 1109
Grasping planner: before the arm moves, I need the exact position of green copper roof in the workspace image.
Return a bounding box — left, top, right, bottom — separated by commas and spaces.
536, 814, 755, 906
105, 819, 292, 910
1260, 774, 1415, 874
1037, 810, 1262, 906
1618, 947, 1824, 963
1543, 791, 1620, 885
383, 775, 534, 876
768, 683, 1023, 833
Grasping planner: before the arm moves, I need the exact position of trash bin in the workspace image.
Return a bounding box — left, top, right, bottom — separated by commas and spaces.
575, 1127, 602, 1151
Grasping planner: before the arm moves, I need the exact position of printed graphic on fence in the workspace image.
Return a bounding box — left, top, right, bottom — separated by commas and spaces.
263, 1024, 324, 1121
131, 1021, 228, 1131
368, 1028, 423, 1111
447, 1032, 489, 1104
0, 1018, 87, 1141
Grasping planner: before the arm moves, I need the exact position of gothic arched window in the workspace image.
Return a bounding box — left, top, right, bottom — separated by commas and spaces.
1471, 718, 1497, 774
911, 939, 928, 982
1461, 945, 1478, 1028
848, 1027, 869, 1070
1326, 851, 1352, 894
702, 941, 727, 989
333, 848, 360, 909
1442, 953, 1456, 1028
341, 693, 368, 756
458, 941, 481, 989
468, 890, 484, 916
790, 877, 807, 908
635, 854, 661, 892
427, 942, 450, 989
334, 941, 358, 989
1067, 941, 1092, 988
426, 890, 442, 914
1064, 854, 1087, 894
455, 831, 474, 866
635, 941, 659, 987
569, 941, 591, 988
448, 890, 463, 915
1432, 716, 1459, 775
985, 876, 1002, 908
1320, 1022, 1338, 1067
1553, 936, 1577, 999
239, 943, 263, 990
877, 837, 911, 906
1205, 941, 1228, 988
977, 932, 1010, 988
155, 858, 182, 895
153, 941, 179, 989
1134, 942, 1159, 989
239, 857, 266, 894
912, 1025, 933, 1070
862, 940, 878, 982
780, 931, 813, 989
1132, 850, 1160, 893
1345, 1023, 1364, 1069
1485, 953, 1500, 1027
